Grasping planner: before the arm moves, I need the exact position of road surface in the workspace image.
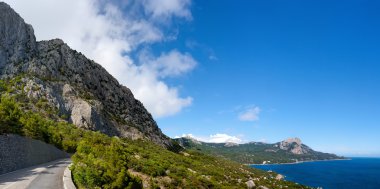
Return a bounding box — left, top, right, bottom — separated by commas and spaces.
0, 158, 71, 189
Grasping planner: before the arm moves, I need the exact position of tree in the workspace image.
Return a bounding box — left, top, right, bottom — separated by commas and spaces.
0, 96, 22, 134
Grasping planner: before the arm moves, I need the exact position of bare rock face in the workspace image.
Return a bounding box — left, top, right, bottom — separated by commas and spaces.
70, 99, 96, 129
175, 136, 202, 148
279, 137, 311, 155
0, 2, 174, 149
224, 142, 239, 147
280, 138, 302, 150
0, 2, 36, 69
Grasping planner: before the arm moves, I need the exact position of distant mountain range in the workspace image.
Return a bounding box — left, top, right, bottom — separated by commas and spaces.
175, 137, 345, 164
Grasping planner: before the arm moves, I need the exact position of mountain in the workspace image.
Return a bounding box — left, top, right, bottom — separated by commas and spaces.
175, 137, 345, 164
0, 2, 174, 149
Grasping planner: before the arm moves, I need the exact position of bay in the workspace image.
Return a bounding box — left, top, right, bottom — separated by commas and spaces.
252, 158, 380, 189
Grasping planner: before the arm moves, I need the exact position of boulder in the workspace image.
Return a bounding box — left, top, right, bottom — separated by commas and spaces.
245, 180, 256, 188
276, 174, 284, 180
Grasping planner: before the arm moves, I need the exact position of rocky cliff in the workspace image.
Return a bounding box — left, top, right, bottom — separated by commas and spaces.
0, 3, 36, 68
278, 137, 311, 155
0, 2, 174, 149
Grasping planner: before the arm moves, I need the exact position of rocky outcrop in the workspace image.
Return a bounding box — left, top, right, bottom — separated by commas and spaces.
0, 2, 36, 69
0, 3, 174, 149
279, 137, 302, 150
176, 136, 202, 148
0, 134, 68, 174
275, 174, 284, 180
279, 137, 311, 155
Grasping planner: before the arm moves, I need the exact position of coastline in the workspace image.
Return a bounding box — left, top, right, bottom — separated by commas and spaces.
248, 158, 351, 166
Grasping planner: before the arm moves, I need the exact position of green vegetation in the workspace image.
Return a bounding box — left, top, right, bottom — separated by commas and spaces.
0, 94, 142, 188
0, 77, 313, 188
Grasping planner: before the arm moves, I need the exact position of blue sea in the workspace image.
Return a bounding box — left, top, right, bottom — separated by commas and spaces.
252, 158, 380, 189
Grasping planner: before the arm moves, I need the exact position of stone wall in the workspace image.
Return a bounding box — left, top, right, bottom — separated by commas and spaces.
0, 134, 69, 175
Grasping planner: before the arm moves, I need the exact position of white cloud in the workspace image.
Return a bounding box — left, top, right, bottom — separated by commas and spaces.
208, 134, 242, 143
176, 133, 196, 139
239, 106, 261, 121
178, 133, 243, 144
141, 50, 197, 78
4, 0, 195, 118
142, 0, 192, 21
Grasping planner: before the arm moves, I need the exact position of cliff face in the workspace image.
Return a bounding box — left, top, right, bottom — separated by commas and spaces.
278, 137, 311, 155
0, 2, 36, 68
0, 2, 174, 148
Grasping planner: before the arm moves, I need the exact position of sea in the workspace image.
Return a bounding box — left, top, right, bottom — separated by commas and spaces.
251, 158, 380, 189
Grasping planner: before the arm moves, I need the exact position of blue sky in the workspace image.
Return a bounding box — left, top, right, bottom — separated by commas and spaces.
7, 0, 379, 157
156, 0, 380, 157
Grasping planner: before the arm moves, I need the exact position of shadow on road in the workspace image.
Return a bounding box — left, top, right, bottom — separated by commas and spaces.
0, 159, 71, 186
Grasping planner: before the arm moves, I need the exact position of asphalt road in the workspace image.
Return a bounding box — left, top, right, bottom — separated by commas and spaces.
0, 158, 71, 189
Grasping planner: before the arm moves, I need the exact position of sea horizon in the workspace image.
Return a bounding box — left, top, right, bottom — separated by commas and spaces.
249, 156, 380, 166
252, 157, 380, 189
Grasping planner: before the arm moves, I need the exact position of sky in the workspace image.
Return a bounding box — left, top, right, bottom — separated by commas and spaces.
4, 0, 380, 157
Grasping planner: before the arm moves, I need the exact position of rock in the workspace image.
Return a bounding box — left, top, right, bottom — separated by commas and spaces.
201, 175, 211, 180
184, 135, 202, 144
275, 174, 284, 180
187, 168, 196, 174
182, 152, 190, 157
0, 2, 175, 149
0, 2, 36, 69
165, 169, 170, 175
70, 99, 97, 129
245, 180, 255, 188
279, 137, 311, 155
175, 136, 201, 147
279, 138, 302, 150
